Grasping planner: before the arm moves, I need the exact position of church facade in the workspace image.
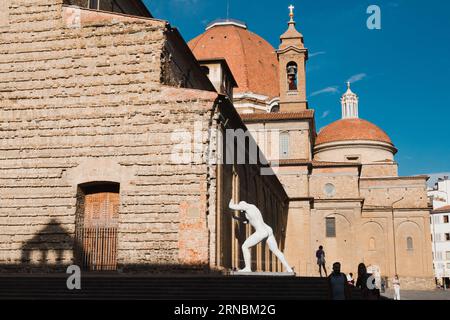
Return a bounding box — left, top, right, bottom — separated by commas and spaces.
0, 1, 433, 289
189, 8, 434, 289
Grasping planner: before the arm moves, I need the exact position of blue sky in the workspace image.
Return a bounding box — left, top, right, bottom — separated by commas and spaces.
144, 0, 450, 177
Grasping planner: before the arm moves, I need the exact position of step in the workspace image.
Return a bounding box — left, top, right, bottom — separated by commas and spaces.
0, 274, 359, 300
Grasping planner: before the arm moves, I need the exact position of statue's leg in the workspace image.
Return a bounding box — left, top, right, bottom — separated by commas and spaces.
240, 232, 266, 272
267, 235, 294, 273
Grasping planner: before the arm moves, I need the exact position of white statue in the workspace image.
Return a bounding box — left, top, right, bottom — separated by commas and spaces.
229, 200, 294, 273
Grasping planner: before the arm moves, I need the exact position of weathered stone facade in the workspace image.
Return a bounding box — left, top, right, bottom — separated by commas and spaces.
0, 1, 288, 273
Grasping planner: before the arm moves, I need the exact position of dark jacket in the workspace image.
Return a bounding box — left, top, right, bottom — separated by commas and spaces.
327, 272, 352, 300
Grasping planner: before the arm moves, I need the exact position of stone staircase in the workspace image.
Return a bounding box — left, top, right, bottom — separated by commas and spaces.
0, 274, 363, 300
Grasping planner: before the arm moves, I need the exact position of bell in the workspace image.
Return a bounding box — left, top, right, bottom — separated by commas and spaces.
287, 65, 297, 76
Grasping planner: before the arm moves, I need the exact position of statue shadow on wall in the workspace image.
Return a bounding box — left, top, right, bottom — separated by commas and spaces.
0, 219, 214, 274
19, 219, 78, 273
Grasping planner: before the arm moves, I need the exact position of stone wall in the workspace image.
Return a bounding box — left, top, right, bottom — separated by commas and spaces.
309, 167, 360, 199
0, 2, 287, 274
275, 165, 309, 198
0, 1, 218, 271
361, 162, 398, 177
388, 277, 435, 291
162, 27, 215, 91
360, 177, 429, 208
0, 1, 10, 27
245, 120, 312, 161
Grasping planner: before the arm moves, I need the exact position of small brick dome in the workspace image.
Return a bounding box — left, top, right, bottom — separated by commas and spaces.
188, 21, 279, 99
316, 118, 393, 145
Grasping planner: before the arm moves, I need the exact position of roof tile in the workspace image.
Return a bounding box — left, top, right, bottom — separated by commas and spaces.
316, 118, 393, 145
189, 25, 279, 99
433, 205, 450, 213
241, 111, 314, 122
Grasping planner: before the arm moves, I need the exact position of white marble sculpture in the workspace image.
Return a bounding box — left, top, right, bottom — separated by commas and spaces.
229, 200, 294, 273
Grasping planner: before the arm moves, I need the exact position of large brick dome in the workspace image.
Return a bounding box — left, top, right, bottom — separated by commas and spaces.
316, 118, 393, 145
188, 20, 280, 99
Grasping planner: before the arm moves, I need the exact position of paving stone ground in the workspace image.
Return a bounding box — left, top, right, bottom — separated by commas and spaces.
382, 288, 450, 300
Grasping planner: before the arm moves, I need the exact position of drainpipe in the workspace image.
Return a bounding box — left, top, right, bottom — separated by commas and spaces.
391, 197, 404, 276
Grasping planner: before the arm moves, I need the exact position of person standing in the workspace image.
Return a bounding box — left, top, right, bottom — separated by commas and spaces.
327, 262, 351, 300
393, 275, 401, 300
347, 272, 355, 287
356, 263, 380, 300
316, 246, 327, 277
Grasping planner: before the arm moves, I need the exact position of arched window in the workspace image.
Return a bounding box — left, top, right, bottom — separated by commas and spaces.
279, 132, 290, 159
369, 238, 376, 251
406, 237, 414, 251
270, 104, 280, 113
286, 62, 298, 91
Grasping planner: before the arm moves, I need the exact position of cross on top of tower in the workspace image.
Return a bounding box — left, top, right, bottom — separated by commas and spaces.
289, 5, 295, 22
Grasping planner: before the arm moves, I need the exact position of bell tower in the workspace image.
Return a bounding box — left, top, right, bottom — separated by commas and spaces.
277, 5, 308, 112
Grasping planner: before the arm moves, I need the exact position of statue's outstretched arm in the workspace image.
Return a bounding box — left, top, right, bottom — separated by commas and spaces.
229, 200, 249, 211
229, 200, 249, 224
229, 200, 241, 211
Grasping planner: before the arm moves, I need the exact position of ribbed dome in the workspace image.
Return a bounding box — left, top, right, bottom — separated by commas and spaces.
316, 119, 393, 145
188, 22, 279, 99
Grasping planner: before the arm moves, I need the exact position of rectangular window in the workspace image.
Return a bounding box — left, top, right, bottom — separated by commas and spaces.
279, 133, 289, 159
444, 215, 449, 224
446, 251, 450, 260
89, 0, 99, 9
326, 217, 336, 238
447, 263, 450, 270
446, 233, 450, 241
407, 237, 414, 251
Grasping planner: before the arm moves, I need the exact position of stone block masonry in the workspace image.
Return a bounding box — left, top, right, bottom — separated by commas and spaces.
0, 0, 219, 270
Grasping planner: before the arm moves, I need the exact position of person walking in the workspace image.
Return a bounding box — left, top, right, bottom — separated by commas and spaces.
327, 262, 351, 300
393, 275, 401, 300
316, 246, 327, 277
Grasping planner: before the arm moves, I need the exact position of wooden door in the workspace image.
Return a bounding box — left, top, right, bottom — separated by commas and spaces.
80, 188, 119, 271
